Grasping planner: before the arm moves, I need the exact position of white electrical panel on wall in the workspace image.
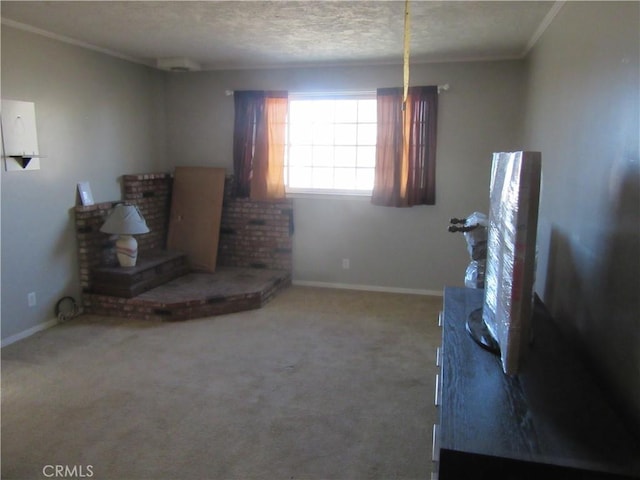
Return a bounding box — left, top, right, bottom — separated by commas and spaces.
1, 99, 41, 171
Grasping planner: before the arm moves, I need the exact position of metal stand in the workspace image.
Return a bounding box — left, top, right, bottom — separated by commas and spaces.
466, 308, 500, 354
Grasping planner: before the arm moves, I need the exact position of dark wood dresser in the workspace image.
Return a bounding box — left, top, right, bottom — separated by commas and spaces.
433, 287, 640, 479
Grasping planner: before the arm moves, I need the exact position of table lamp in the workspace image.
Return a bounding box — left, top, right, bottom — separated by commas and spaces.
100, 203, 150, 267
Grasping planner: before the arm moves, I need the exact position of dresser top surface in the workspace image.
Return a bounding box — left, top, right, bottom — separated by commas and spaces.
440, 286, 640, 477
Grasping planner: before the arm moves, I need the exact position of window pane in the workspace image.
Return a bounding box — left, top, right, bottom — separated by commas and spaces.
313, 123, 334, 145
357, 146, 376, 168
357, 123, 377, 145
290, 146, 313, 167
313, 146, 334, 167
312, 100, 334, 123
290, 123, 313, 144
335, 146, 357, 167
356, 168, 375, 190
334, 168, 357, 189
312, 167, 334, 188
289, 167, 313, 188
358, 99, 377, 121
289, 100, 315, 122
334, 124, 357, 145
334, 100, 358, 123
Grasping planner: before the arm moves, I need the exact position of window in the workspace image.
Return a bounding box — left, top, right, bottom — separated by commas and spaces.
284, 93, 377, 194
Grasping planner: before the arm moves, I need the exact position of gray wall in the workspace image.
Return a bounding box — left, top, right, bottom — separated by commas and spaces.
1, 26, 166, 340
521, 2, 640, 430
164, 61, 525, 292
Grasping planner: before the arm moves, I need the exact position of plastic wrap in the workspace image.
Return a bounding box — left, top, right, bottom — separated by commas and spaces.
482, 152, 541, 375
449, 212, 488, 288
463, 212, 488, 260
465, 260, 486, 289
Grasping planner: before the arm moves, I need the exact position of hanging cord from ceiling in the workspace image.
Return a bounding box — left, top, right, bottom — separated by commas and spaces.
403, 0, 411, 107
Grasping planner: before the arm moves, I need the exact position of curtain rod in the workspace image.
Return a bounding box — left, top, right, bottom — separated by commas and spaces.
224, 84, 450, 97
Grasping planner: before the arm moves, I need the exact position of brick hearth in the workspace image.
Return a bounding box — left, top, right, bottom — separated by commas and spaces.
83, 267, 290, 321
74, 173, 293, 321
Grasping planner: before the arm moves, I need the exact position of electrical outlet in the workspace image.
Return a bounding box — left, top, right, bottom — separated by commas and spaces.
342, 258, 350, 269
27, 292, 36, 307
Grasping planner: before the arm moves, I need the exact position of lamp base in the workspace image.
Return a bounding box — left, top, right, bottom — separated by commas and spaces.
115, 235, 138, 267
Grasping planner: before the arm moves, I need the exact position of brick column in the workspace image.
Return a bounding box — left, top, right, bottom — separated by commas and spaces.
122, 173, 172, 252
218, 177, 293, 272
74, 202, 119, 290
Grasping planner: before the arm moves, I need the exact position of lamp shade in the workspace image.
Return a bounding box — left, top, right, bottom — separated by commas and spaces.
100, 204, 150, 235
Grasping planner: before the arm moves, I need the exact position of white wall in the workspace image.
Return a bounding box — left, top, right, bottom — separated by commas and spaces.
1, 26, 166, 341
164, 61, 526, 292
521, 2, 640, 431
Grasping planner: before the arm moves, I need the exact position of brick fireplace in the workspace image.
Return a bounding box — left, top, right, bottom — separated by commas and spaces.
74, 173, 293, 320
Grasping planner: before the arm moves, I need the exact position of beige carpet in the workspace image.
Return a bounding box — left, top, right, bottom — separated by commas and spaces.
1, 286, 442, 480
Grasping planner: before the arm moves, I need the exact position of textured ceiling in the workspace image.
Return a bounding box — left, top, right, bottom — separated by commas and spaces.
1, 1, 558, 70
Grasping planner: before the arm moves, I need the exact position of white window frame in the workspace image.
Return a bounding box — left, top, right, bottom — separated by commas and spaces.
284, 91, 377, 197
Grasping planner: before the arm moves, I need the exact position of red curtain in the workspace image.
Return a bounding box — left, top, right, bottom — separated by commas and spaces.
233, 91, 288, 200
372, 86, 438, 207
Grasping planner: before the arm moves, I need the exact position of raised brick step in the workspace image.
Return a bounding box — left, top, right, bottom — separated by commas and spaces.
91, 250, 189, 298
83, 267, 291, 321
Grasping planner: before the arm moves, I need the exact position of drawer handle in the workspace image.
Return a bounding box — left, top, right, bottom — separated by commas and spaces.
432, 424, 440, 462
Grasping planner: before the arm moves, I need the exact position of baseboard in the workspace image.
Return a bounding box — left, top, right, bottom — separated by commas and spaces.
292, 280, 443, 297
1, 318, 59, 348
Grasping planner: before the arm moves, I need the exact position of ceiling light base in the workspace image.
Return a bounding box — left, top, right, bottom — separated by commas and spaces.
156, 57, 201, 72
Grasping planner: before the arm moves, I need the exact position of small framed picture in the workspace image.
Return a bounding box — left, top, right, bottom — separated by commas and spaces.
77, 181, 94, 206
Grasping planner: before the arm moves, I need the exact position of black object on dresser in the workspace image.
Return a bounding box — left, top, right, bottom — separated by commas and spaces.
433, 287, 640, 479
